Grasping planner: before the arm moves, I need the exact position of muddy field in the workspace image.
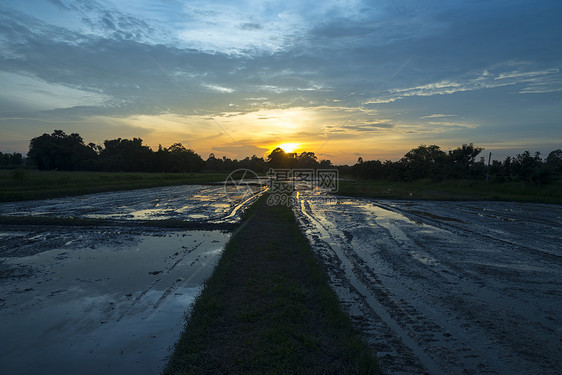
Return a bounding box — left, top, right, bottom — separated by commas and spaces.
0, 184, 258, 224
2, 183, 561, 374
294, 191, 562, 374
0, 184, 262, 374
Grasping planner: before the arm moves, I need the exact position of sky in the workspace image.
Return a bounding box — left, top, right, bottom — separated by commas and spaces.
1, 0, 561, 164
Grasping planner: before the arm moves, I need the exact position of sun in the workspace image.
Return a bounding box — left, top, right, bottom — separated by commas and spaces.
278, 143, 299, 153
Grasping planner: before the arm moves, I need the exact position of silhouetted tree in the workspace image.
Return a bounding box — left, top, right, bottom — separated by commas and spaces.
447, 143, 484, 179
0, 152, 23, 168
28, 130, 97, 170
99, 137, 153, 172
401, 145, 447, 181
164, 143, 204, 172
238, 155, 268, 173
546, 149, 562, 176
508, 151, 555, 184
352, 159, 384, 179
319, 159, 333, 168
19, 130, 562, 184
295, 152, 319, 169
267, 147, 296, 169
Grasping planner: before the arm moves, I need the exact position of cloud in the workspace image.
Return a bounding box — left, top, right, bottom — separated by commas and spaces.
175, 2, 303, 55
211, 144, 269, 158
1, 0, 561, 163
495, 69, 559, 80
239, 23, 262, 30
326, 122, 395, 134
425, 121, 479, 129
368, 65, 562, 104
518, 86, 562, 94
5, 0, 158, 43
203, 84, 235, 93
420, 114, 457, 119
0, 71, 109, 112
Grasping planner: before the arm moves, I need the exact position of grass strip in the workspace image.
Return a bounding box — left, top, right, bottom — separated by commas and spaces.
338, 178, 562, 204
0, 170, 229, 202
164, 194, 382, 375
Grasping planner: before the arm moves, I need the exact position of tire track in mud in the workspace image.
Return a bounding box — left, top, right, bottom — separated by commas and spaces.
152, 241, 223, 311
0, 186, 248, 375
300, 198, 509, 374
118, 242, 204, 321
0, 184, 265, 225
296, 197, 444, 375
358, 209, 557, 374
362, 203, 561, 328
374, 201, 562, 262
293, 194, 562, 375
366, 201, 562, 372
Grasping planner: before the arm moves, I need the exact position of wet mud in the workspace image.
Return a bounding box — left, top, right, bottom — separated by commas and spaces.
0, 184, 262, 225
293, 190, 562, 374
0, 184, 263, 374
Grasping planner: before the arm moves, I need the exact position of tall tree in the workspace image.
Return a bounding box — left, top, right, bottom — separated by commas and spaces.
28, 130, 97, 170
99, 137, 153, 172
401, 145, 447, 181
165, 143, 204, 172
295, 152, 319, 169
267, 147, 296, 169
447, 143, 484, 178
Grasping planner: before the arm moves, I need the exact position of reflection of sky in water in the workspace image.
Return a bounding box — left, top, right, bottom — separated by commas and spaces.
295, 192, 562, 374
0, 184, 265, 223
4, 287, 202, 375
0, 229, 229, 374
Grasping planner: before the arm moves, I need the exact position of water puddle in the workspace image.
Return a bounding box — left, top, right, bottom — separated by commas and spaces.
0, 184, 265, 224
293, 190, 562, 374
0, 229, 230, 374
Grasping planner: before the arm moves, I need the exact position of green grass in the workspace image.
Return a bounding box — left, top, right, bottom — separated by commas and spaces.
0, 170, 229, 202
338, 178, 562, 204
163, 194, 382, 375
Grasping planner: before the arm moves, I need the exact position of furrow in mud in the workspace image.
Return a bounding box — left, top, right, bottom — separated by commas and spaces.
0, 185, 247, 375
293, 192, 562, 375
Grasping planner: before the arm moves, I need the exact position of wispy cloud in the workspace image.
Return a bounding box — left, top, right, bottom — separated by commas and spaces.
202, 84, 235, 94
425, 121, 479, 129
1, 0, 561, 163
369, 65, 562, 104
0, 71, 110, 112
495, 68, 559, 80
420, 114, 457, 119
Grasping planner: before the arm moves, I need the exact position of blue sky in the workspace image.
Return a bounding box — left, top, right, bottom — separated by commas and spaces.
1, 0, 561, 163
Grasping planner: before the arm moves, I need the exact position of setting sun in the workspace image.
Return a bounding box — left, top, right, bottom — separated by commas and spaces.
278, 143, 299, 153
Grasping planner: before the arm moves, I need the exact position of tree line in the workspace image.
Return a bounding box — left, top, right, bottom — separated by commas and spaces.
2, 130, 561, 184
7, 130, 333, 173
346, 144, 562, 184
0, 151, 23, 169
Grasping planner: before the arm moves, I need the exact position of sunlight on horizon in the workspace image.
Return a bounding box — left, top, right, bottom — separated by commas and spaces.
277, 143, 299, 153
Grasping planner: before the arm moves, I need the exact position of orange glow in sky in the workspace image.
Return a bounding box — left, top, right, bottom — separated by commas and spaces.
277, 143, 299, 153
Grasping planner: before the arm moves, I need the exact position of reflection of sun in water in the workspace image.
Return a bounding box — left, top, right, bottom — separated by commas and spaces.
278, 143, 299, 153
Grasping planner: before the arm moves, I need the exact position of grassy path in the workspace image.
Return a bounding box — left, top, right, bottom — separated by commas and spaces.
164, 195, 382, 374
